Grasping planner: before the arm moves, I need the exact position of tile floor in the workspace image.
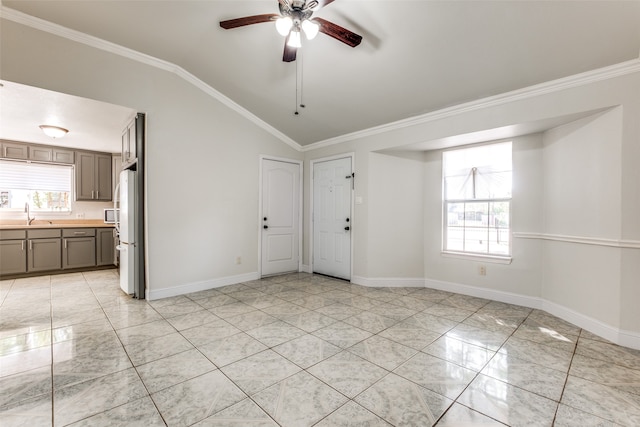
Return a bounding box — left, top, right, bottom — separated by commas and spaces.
1, 270, 640, 426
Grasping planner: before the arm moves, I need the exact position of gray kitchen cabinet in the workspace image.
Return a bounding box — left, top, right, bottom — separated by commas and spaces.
2, 141, 28, 159
62, 228, 96, 269
96, 228, 115, 266
28, 239, 62, 272
28, 145, 53, 162
52, 148, 74, 164
0, 229, 28, 276
76, 151, 112, 201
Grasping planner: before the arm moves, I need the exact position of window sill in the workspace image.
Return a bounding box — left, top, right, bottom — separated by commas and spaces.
441, 251, 512, 264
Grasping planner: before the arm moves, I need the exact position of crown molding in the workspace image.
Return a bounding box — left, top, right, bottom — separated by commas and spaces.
302, 58, 640, 152
0, 6, 302, 152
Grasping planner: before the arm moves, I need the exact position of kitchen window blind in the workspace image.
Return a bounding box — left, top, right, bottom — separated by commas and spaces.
0, 160, 72, 192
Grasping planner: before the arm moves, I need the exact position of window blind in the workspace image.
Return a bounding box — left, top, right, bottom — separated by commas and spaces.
0, 160, 72, 192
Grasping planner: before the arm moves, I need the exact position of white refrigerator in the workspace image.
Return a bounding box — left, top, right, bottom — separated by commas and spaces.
115, 170, 136, 295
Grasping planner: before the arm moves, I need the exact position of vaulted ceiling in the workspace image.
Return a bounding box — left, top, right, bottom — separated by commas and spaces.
3, 1, 640, 147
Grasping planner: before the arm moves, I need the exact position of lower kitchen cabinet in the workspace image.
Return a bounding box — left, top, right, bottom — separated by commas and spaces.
0, 240, 27, 275
62, 229, 96, 269
29, 238, 62, 272
96, 228, 115, 266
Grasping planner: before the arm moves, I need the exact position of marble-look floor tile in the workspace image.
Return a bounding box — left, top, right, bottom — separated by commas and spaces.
54, 368, 148, 426
242, 294, 288, 310
252, 371, 348, 427
153, 300, 205, 319
192, 398, 278, 426
103, 304, 164, 330
115, 319, 176, 346
441, 294, 489, 311
576, 336, 640, 370
224, 310, 278, 331
180, 318, 241, 347
388, 295, 435, 311
245, 320, 306, 347
220, 349, 301, 395
52, 318, 114, 343
273, 334, 342, 369
561, 375, 640, 426
312, 321, 372, 349
0, 391, 52, 427
124, 331, 194, 366
0, 366, 51, 408
147, 295, 192, 308
308, 351, 387, 398
421, 303, 474, 322
569, 353, 640, 395
410, 312, 459, 334
445, 323, 511, 351
511, 322, 578, 352
184, 288, 222, 301
423, 335, 495, 372
278, 311, 337, 333
553, 404, 620, 427
394, 352, 477, 399
342, 311, 397, 334
208, 302, 257, 319
0, 329, 50, 355
498, 336, 573, 372
526, 310, 582, 336
481, 351, 567, 401
315, 303, 363, 321
355, 373, 453, 426
262, 302, 309, 317
66, 396, 165, 426
193, 294, 239, 310
0, 345, 51, 378
151, 370, 247, 427
136, 348, 217, 393
367, 303, 417, 321
378, 318, 442, 350
463, 312, 520, 333
457, 374, 558, 427
198, 332, 267, 367
315, 401, 392, 427
435, 402, 507, 426
166, 309, 221, 331
51, 307, 108, 329
348, 335, 418, 371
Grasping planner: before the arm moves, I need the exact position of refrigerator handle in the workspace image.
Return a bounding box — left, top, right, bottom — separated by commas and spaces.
114, 181, 121, 233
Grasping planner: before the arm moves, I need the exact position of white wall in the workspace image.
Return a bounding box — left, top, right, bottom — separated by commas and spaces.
1, 19, 301, 298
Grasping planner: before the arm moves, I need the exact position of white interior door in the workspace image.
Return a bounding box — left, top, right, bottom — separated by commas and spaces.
261, 159, 300, 276
313, 157, 352, 280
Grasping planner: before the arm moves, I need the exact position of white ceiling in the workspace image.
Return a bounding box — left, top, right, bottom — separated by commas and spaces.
2, 1, 640, 147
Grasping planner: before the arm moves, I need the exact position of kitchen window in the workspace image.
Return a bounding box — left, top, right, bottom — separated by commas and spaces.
442, 142, 512, 258
0, 160, 73, 212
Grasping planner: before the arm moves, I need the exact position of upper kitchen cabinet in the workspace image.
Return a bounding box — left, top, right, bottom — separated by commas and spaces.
76, 151, 112, 201
1, 141, 28, 159
121, 116, 137, 169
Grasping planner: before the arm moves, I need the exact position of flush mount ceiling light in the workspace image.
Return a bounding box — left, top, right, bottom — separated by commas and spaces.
39, 125, 69, 139
220, 0, 362, 62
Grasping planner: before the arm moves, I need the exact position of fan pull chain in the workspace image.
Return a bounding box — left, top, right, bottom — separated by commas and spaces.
294, 55, 299, 115
294, 48, 306, 116
299, 48, 305, 109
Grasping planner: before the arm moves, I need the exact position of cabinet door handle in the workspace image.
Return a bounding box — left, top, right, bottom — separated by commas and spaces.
73, 231, 86, 235
96, 191, 99, 199
91, 190, 95, 199
64, 239, 67, 249
29, 240, 33, 251
22, 241, 25, 251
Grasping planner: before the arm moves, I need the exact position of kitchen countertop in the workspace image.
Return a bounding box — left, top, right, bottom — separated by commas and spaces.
0, 220, 115, 230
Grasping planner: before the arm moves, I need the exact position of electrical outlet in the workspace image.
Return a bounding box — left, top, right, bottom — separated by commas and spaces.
76, 212, 85, 219
478, 265, 486, 276
235, 256, 242, 265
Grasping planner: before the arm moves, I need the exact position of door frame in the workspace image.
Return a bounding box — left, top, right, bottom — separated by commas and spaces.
258, 155, 303, 278
309, 153, 355, 281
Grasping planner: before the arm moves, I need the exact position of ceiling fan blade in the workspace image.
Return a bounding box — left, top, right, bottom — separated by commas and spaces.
314, 17, 362, 48
219, 14, 279, 29
315, 0, 337, 9
283, 37, 297, 62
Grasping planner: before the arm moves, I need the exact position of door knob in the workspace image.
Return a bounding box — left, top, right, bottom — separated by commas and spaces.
344, 226, 350, 231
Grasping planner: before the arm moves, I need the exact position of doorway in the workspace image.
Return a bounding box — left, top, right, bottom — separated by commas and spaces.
311, 155, 353, 280
260, 157, 302, 277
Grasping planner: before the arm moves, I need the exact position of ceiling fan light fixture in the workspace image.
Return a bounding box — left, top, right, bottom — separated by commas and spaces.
39, 125, 69, 139
301, 19, 319, 40
275, 16, 293, 36
287, 30, 302, 48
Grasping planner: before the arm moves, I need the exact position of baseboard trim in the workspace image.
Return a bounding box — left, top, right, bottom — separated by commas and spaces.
300, 264, 312, 274
423, 277, 640, 350
147, 272, 259, 301
351, 276, 425, 288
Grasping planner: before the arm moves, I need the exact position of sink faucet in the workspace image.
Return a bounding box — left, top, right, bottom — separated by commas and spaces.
25, 202, 35, 225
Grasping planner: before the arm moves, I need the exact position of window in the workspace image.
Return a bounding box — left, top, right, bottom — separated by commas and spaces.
0, 160, 73, 212
443, 142, 512, 257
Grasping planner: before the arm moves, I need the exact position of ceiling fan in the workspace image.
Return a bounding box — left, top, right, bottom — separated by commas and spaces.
219, 0, 362, 62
